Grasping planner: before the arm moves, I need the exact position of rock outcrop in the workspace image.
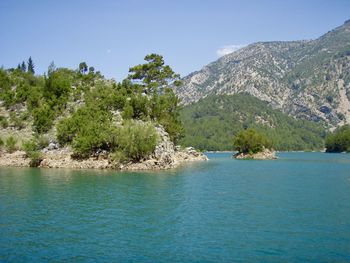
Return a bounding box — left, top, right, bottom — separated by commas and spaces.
233, 148, 277, 160
117, 126, 208, 170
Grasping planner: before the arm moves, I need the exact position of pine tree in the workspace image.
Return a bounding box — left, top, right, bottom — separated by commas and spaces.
48, 61, 56, 76
21, 61, 26, 72
79, 62, 88, 74
27, 56, 35, 74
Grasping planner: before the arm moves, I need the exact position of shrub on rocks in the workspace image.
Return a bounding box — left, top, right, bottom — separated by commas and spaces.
22, 139, 43, 167
115, 121, 158, 162
5, 136, 17, 153
0, 137, 3, 149
57, 105, 119, 159
233, 129, 272, 154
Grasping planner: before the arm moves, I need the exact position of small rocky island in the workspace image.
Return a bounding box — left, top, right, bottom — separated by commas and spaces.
232, 129, 277, 160
233, 148, 277, 160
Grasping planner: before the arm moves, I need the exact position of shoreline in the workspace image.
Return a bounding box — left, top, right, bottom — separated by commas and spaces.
0, 148, 209, 171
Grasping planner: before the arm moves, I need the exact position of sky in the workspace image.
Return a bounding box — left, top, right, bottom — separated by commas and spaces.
1, 0, 349, 80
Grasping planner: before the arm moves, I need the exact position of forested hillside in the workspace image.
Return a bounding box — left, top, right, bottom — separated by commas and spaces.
179, 93, 326, 151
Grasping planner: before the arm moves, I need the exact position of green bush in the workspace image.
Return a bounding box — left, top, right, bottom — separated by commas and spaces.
122, 102, 134, 120
325, 125, 350, 152
43, 68, 72, 108
0, 137, 3, 148
37, 136, 49, 149
233, 128, 272, 154
5, 136, 17, 153
26, 86, 42, 111
22, 140, 39, 153
57, 105, 118, 158
130, 94, 149, 119
56, 117, 78, 145
32, 104, 55, 133
28, 151, 43, 167
0, 69, 15, 108
116, 121, 158, 161
22, 139, 43, 167
71, 125, 118, 159
0, 116, 8, 128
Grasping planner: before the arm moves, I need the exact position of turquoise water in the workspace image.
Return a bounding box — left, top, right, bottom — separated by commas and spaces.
1, 152, 350, 262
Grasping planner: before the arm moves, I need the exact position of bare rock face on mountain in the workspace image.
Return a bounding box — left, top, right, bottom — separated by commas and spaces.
176, 20, 350, 128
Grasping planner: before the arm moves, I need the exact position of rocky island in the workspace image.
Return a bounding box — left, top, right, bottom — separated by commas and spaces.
233, 148, 277, 160
0, 125, 207, 170
232, 128, 277, 160
0, 54, 207, 170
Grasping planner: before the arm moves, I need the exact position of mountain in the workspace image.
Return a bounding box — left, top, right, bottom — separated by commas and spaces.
176, 20, 350, 127
179, 93, 325, 151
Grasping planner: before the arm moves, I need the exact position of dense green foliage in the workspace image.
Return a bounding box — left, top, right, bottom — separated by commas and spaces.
180, 93, 326, 151
115, 121, 158, 162
128, 54, 183, 142
0, 54, 183, 161
325, 125, 350, 152
5, 136, 17, 153
41, 54, 180, 159
22, 139, 43, 167
57, 105, 118, 158
27, 57, 35, 74
233, 129, 272, 154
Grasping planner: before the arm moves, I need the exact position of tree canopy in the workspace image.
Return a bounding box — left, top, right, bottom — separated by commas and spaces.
127, 53, 183, 142
233, 128, 272, 154
128, 53, 181, 94
27, 56, 35, 74
325, 125, 350, 152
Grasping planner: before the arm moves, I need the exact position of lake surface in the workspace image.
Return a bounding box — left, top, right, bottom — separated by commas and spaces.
1, 152, 350, 262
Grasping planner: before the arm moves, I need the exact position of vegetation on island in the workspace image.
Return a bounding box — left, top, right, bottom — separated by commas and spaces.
233, 128, 272, 154
0, 54, 183, 166
325, 125, 350, 152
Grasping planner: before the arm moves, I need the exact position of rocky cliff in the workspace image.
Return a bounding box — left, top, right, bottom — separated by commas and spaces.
176, 20, 350, 127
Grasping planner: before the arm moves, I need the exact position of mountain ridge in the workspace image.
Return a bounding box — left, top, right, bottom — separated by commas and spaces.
176, 20, 350, 127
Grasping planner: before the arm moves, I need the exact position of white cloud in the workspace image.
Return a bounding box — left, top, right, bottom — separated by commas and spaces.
216, 44, 246, 57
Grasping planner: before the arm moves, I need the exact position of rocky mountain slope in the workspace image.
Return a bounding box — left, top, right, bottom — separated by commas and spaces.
176, 20, 350, 127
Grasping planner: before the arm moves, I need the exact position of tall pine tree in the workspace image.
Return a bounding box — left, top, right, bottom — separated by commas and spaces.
21, 61, 26, 72
27, 56, 35, 74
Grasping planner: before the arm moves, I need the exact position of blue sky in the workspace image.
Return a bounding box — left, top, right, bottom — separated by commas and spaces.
1, 0, 349, 80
